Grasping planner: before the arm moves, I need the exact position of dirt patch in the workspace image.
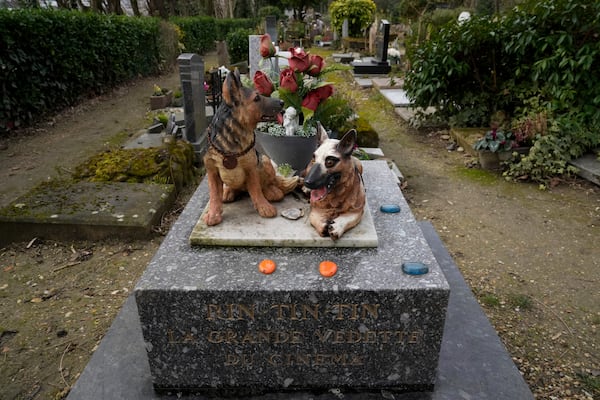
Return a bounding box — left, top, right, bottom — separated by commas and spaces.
0, 65, 599, 400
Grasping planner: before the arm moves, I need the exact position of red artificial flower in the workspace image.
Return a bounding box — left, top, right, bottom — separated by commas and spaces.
307, 54, 325, 76
253, 71, 274, 96
279, 68, 298, 93
301, 90, 321, 111
288, 47, 310, 73
259, 34, 276, 58
301, 84, 334, 111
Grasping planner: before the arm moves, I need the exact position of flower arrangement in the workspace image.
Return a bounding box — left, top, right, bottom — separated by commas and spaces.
252, 33, 334, 136
387, 48, 401, 64
473, 128, 516, 153
152, 84, 170, 96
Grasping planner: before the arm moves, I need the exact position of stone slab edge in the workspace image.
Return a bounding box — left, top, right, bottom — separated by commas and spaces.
0, 182, 176, 246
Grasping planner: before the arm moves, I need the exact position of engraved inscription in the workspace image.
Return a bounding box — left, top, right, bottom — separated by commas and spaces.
204, 303, 381, 321
167, 302, 426, 368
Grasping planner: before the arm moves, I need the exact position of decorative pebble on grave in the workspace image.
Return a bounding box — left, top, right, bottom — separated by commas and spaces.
402, 262, 429, 275
380, 204, 401, 213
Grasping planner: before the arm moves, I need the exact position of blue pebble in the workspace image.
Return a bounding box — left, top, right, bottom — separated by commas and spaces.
380, 204, 401, 213
402, 262, 429, 275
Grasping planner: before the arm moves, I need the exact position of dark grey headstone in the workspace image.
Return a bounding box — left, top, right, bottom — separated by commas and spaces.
178, 53, 207, 162
134, 161, 450, 395
266, 15, 278, 43
375, 20, 390, 63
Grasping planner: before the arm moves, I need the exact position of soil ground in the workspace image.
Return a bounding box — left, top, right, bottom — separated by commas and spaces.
0, 57, 598, 400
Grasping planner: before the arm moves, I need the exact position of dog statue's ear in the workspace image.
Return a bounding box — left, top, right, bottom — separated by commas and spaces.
222, 70, 241, 106
337, 129, 357, 157
316, 122, 329, 146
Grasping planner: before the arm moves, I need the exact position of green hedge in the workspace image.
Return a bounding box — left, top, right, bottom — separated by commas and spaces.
170, 16, 217, 55
0, 9, 164, 133
0, 10, 257, 134
171, 16, 257, 54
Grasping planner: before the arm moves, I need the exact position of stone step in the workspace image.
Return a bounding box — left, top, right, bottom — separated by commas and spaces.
0, 182, 176, 246
570, 152, 600, 186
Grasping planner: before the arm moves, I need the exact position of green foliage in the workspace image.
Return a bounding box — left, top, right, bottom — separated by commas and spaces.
258, 6, 284, 20
157, 20, 181, 72
508, 293, 533, 310
170, 16, 217, 54
474, 129, 515, 153
169, 16, 256, 54
354, 117, 379, 148
0, 9, 162, 133
329, 0, 376, 37
313, 92, 354, 134
215, 18, 258, 41
481, 293, 500, 307
406, 0, 600, 182
225, 28, 253, 65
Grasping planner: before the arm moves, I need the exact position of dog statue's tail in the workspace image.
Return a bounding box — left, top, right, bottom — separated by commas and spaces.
276, 175, 302, 194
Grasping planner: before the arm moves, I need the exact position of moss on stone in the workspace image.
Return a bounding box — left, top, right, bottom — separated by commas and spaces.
73, 140, 197, 190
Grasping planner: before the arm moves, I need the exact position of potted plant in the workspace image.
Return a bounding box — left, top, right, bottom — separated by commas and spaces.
473, 128, 516, 169
150, 84, 173, 110
252, 33, 336, 171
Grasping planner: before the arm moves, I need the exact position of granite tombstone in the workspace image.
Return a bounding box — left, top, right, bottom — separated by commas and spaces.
351, 20, 392, 75
134, 161, 450, 395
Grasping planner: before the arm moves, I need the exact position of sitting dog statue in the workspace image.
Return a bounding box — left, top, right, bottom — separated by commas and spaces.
303, 124, 366, 240
203, 70, 301, 226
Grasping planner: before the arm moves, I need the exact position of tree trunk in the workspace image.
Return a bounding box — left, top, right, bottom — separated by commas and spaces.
130, 0, 140, 16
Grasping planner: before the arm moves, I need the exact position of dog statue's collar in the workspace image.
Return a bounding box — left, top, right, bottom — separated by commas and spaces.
207, 129, 255, 170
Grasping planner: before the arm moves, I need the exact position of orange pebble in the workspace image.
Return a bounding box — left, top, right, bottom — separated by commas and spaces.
319, 260, 338, 277
258, 259, 277, 274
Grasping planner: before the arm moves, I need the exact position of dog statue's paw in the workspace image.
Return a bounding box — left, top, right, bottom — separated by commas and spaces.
327, 223, 342, 241
204, 212, 223, 226
256, 202, 278, 218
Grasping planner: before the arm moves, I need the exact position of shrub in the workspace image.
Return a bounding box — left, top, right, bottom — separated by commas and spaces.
170, 16, 218, 54
226, 28, 254, 65
405, 0, 600, 182
329, 0, 376, 38
258, 6, 284, 21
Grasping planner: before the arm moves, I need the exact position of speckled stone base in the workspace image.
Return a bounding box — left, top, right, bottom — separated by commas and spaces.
134, 160, 450, 394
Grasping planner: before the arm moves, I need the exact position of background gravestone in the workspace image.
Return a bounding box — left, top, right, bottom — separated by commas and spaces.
375, 19, 390, 63
265, 15, 278, 44
249, 35, 262, 80
178, 53, 207, 162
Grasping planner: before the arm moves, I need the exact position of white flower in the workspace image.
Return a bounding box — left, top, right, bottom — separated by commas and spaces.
387, 48, 401, 59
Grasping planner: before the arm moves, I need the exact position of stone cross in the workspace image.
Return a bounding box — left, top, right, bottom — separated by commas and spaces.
178, 53, 207, 162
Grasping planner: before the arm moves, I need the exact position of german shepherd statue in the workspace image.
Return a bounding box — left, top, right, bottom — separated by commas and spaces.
304, 124, 366, 240
203, 70, 300, 226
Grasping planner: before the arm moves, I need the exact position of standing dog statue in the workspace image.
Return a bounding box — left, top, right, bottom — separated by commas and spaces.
203, 70, 300, 226
304, 124, 366, 240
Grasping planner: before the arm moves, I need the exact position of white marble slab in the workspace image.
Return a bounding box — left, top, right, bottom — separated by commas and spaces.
190, 193, 378, 247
